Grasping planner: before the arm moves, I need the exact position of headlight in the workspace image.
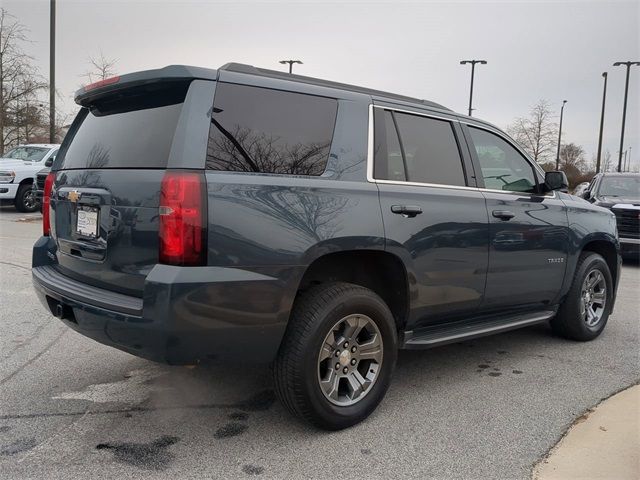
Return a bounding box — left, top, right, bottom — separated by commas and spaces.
0, 171, 15, 183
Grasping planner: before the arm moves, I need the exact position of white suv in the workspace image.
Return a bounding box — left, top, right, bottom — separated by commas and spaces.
0, 144, 60, 212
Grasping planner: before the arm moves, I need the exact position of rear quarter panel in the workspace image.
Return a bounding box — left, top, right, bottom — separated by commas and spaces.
204, 92, 384, 349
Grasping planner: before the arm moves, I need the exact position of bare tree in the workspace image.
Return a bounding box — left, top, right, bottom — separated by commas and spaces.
507, 99, 558, 164
82, 51, 118, 83
0, 8, 47, 154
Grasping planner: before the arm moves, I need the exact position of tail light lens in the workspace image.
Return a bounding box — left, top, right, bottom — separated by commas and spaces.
43, 173, 55, 236
159, 171, 207, 266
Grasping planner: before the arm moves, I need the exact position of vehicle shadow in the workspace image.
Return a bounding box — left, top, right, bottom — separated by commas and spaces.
137, 322, 562, 435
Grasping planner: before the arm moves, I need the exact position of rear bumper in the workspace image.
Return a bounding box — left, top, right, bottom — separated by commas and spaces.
32, 238, 297, 364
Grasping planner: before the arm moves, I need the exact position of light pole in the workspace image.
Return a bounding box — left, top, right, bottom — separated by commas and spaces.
596, 72, 607, 173
279, 59, 303, 74
555, 100, 567, 170
460, 59, 487, 116
613, 61, 640, 172
49, 0, 56, 143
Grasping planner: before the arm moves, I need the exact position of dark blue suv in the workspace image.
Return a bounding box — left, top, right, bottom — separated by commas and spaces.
32, 63, 621, 429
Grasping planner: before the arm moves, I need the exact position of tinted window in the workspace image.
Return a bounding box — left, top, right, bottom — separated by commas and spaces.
60, 103, 183, 169
373, 109, 405, 181
392, 112, 466, 186
206, 83, 338, 175
469, 127, 538, 193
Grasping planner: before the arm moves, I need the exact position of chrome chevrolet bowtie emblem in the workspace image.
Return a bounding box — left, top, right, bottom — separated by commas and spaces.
68, 190, 81, 202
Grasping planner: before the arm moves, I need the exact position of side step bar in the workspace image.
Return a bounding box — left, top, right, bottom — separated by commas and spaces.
401, 310, 556, 349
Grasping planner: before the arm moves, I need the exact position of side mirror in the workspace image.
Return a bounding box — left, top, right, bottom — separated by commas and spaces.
545, 171, 568, 192
582, 190, 591, 200
44, 158, 53, 167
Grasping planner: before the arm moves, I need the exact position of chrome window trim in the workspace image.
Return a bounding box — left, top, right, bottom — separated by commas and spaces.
366, 104, 556, 198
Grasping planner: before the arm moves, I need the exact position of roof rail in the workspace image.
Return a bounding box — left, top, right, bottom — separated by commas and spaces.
219, 62, 451, 111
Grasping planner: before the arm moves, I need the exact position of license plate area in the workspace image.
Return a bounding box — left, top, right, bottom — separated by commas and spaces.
76, 205, 100, 238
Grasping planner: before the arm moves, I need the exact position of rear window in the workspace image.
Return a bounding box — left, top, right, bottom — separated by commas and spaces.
206, 83, 338, 175
59, 84, 187, 169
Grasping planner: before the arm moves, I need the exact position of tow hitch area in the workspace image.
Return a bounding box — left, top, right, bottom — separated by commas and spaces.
46, 296, 76, 323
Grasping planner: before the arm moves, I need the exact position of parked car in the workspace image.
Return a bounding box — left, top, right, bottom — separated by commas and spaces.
32, 64, 621, 430
573, 181, 589, 198
581, 172, 640, 258
0, 144, 59, 212
33, 166, 52, 208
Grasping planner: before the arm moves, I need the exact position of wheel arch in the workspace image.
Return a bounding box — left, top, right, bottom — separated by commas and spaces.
581, 239, 620, 292
294, 249, 411, 333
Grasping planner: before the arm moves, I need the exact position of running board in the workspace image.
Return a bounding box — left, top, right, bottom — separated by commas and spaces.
401, 310, 556, 349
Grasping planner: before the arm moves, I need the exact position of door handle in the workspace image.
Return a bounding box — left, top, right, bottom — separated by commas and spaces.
492, 210, 515, 220
391, 205, 423, 218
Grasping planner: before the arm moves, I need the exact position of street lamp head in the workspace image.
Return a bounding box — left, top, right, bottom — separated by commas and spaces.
562, 100, 567, 104
479, 60, 487, 65
279, 60, 287, 65
602, 71, 607, 77
612, 61, 640, 67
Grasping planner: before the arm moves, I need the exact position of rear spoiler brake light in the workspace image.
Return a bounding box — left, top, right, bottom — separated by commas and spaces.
83, 76, 121, 92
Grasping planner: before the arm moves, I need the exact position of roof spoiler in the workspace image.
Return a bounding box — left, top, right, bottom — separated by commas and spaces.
74, 65, 218, 107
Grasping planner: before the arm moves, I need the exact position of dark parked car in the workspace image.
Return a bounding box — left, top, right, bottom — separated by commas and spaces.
33, 165, 52, 209
581, 172, 639, 258
32, 64, 621, 429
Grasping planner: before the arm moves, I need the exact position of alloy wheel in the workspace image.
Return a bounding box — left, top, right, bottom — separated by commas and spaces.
317, 314, 383, 407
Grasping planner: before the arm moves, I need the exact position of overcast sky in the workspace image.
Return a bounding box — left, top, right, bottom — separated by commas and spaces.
5, 0, 639, 169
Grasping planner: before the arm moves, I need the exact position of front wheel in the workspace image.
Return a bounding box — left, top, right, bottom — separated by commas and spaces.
15, 183, 40, 213
273, 282, 397, 430
551, 252, 613, 341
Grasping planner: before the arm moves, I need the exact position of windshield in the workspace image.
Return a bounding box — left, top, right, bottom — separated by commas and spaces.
2, 146, 50, 162
598, 176, 640, 198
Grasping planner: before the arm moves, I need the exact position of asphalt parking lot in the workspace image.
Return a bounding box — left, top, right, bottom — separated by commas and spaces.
1, 205, 638, 480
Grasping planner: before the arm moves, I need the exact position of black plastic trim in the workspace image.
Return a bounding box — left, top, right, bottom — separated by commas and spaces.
32, 265, 143, 316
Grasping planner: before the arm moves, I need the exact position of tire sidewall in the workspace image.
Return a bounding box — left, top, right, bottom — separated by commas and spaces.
301, 291, 397, 429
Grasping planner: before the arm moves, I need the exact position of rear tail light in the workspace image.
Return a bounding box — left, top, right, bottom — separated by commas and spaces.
43, 173, 55, 236
159, 171, 207, 266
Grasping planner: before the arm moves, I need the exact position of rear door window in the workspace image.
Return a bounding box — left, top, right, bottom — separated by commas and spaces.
393, 112, 466, 186
374, 109, 467, 186
206, 83, 338, 175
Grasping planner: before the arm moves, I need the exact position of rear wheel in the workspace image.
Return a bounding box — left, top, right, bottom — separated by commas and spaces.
273, 282, 397, 430
15, 183, 39, 213
551, 252, 613, 341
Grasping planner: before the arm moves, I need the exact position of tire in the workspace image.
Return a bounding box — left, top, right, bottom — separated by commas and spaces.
15, 183, 39, 213
551, 252, 613, 341
273, 282, 398, 430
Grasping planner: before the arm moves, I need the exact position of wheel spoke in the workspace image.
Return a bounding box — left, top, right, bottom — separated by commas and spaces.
346, 370, 367, 400
358, 333, 382, 362
592, 291, 605, 305
586, 306, 597, 326
319, 342, 334, 361
343, 316, 367, 342
320, 369, 340, 401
